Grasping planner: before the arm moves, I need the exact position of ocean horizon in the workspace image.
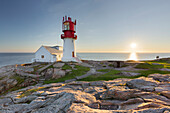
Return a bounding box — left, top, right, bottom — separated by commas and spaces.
0, 52, 170, 68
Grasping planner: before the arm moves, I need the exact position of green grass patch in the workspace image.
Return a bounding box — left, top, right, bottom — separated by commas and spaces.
137, 69, 170, 77
78, 68, 170, 81
18, 87, 45, 98
108, 64, 114, 67
146, 59, 170, 63
135, 63, 164, 69
121, 64, 129, 67
44, 65, 90, 84
97, 69, 110, 72
144, 60, 170, 69
78, 69, 124, 81
62, 64, 72, 70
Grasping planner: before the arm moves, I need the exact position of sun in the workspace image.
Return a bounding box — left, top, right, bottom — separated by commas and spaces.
130, 43, 137, 49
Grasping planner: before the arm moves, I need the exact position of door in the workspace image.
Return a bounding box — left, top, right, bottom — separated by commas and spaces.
72, 51, 74, 57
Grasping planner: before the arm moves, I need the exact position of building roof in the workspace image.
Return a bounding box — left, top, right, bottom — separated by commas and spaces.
43, 46, 63, 55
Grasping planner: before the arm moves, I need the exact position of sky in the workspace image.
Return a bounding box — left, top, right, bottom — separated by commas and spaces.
0, 0, 170, 53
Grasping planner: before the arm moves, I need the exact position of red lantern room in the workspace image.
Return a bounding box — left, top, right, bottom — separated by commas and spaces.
61, 16, 77, 40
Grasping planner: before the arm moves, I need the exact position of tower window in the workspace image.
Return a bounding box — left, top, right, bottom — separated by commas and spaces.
64, 22, 69, 30
41, 55, 44, 59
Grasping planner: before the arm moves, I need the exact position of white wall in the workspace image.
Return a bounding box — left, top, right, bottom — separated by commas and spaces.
62, 38, 76, 62
35, 46, 54, 62
53, 53, 63, 61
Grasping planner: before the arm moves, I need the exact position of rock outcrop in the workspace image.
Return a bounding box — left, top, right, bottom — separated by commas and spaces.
0, 74, 169, 113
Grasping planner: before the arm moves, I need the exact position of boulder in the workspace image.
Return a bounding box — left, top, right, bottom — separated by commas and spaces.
148, 74, 170, 82
120, 98, 144, 105
53, 63, 65, 68
0, 79, 18, 94
161, 91, 170, 99
67, 81, 90, 86
0, 98, 13, 107
1, 104, 28, 112
121, 72, 140, 77
100, 100, 124, 106
84, 86, 106, 99
102, 86, 140, 100
80, 62, 93, 68
119, 103, 143, 110
30, 90, 97, 113
90, 81, 106, 86
14, 95, 37, 104
126, 77, 158, 91
45, 68, 53, 79
68, 103, 131, 113
52, 69, 66, 79
134, 102, 165, 110
105, 78, 130, 89
66, 85, 83, 91
155, 85, 170, 92
139, 94, 170, 106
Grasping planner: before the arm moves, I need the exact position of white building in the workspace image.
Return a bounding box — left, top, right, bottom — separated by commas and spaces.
33, 46, 63, 62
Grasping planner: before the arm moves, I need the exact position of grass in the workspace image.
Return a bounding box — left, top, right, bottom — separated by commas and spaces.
97, 69, 110, 72
44, 65, 90, 84
78, 69, 123, 81
147, 59, 170, 63
135, 63, 164, 69
108, 64, 114, 67
18, 87, 45, 98
143, 60, 170, 69
62, 64, 72, 70
121, 64, 129, 67
78, 68, 170, 81
137, 69, 170, 77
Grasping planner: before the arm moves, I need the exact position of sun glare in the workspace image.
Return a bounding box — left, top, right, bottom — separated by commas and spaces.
130, 43, 137, 49
128, 43, 138, 61
129, 52, 138, 61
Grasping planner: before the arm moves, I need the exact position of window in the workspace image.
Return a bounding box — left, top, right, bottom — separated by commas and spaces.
64, 22, 69, 30
41, 55, 44, 59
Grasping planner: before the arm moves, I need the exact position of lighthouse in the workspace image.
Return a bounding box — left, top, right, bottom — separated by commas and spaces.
61, 16, 78, 62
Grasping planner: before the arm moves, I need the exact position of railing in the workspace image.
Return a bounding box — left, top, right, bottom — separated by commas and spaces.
61, 34, 77, 39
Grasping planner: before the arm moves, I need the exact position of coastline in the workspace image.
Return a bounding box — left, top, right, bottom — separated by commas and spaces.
0, 58, 169, 112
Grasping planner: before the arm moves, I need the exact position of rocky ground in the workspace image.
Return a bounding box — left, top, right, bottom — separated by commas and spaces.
0, 58, 170, 112
0, 74, 169, 113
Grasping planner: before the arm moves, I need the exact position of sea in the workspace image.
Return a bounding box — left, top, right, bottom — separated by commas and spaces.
0, 53, 170, 68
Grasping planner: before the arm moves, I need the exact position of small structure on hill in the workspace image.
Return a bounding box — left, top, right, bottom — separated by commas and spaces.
33, 46, 63, 62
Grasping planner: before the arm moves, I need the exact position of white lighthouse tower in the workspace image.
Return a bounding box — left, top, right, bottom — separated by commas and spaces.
61, 16, 78, 62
